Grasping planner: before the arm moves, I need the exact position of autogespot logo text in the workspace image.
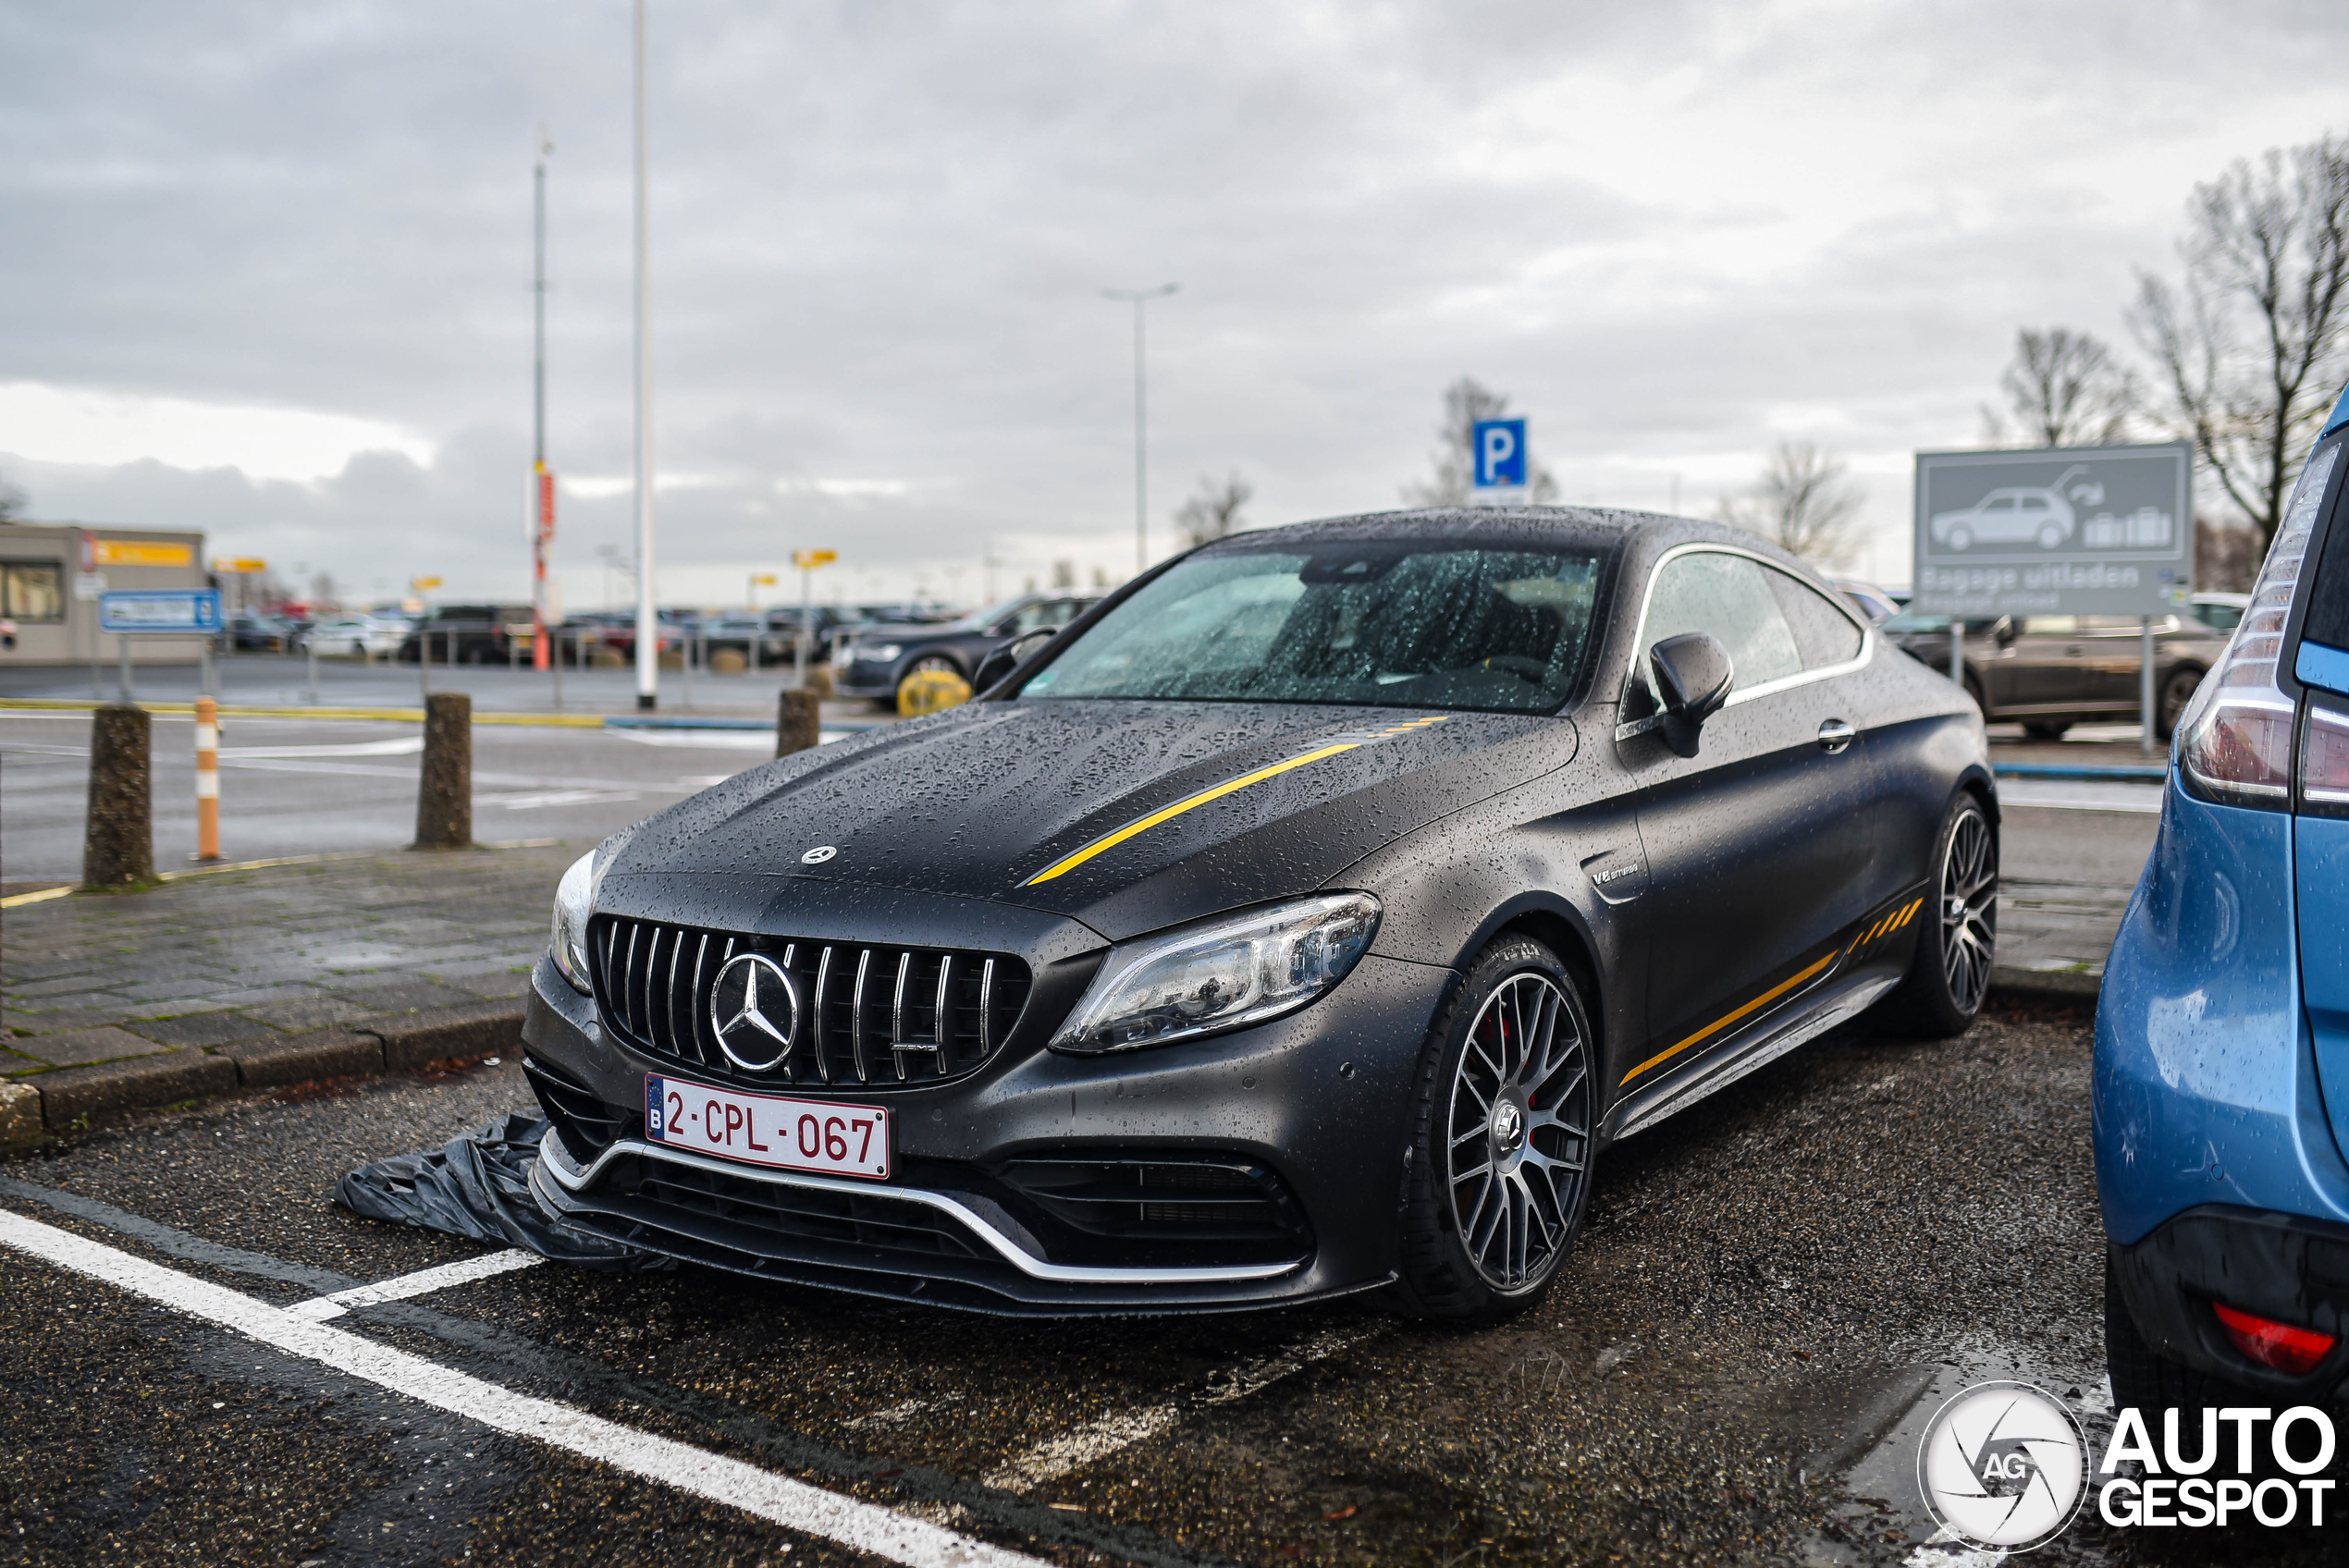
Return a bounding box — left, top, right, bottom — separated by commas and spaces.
1917, 1382, 2089, 1553
1918, 1382, 2340, 1551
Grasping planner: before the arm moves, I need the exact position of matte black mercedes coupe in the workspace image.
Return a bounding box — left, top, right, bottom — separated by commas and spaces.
523, 508, 1998, 1318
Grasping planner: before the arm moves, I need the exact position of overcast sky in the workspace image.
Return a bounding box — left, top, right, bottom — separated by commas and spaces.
4, 0, 2343, 610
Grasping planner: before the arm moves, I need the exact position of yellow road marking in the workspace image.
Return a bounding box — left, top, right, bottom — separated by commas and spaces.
1022, 742, 1362, 887
1619, 949, 1839, 1086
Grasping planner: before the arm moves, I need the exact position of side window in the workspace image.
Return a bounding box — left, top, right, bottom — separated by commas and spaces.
2019, 615, 2078, 635
1765, 570, 1863, 669
1627, 552, 1803, 716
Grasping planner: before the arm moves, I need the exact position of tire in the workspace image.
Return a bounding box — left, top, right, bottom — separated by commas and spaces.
1947, 526, 1972, 551
2038, 522, 2065, 549
2156, 666, 2203, 741
1880, 791, 1997, 1037
2022, 719, 2072, 741
1392, 937, 1597, 1323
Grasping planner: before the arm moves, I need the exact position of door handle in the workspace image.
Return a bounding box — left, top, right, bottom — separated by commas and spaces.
1817, 718, 1856, 754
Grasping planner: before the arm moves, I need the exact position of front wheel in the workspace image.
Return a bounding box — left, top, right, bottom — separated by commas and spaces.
1880, 791, 1997, 1037
1393, 937, 1596, 1322
2156, 666, 2203, 741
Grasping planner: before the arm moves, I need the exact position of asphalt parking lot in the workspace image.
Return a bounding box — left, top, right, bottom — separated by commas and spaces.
10, 708, 2331, 1566
7, 984, 2331, 1568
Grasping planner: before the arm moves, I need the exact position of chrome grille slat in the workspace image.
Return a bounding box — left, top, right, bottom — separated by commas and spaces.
851, 948, 872, 1084
588, 916, 1027, 1093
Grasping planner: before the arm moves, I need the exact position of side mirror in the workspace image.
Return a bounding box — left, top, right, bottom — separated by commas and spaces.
1990, 614, 2017, 647
975, 629, 1058, 692
1648, 633, 1733, 758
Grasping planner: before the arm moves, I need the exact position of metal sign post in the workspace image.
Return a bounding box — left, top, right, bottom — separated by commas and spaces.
1913, 442, 2193, 749
792, 549, 837, 687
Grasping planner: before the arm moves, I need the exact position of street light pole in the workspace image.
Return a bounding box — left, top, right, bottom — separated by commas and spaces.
1102, 284, 1176, 577
531, 133, 554, 676
631, 0, 658, 710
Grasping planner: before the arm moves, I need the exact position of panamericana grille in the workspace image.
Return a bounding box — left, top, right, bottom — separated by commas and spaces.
586, 915, 1031, 1089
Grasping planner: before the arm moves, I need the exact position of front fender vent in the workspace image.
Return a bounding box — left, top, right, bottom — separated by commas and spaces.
586, 916, 1031, 1091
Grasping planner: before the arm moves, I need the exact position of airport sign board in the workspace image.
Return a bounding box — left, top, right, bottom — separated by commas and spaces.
1912, 442, 2192, 619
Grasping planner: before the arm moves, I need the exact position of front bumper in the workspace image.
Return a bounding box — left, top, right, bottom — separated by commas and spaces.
831, 659, 901, 697
2109, 1206, 2349, 1401
519, 947, 1451, 1314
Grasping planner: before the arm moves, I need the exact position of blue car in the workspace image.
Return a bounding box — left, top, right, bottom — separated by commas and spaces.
2097, 381, 2349, 1415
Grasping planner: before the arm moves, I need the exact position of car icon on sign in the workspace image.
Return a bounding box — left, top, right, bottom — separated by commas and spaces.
1930, 486, 2076, 551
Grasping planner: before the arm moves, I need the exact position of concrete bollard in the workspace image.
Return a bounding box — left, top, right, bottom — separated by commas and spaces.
413, 692, 473, 849
83, 704, 154, 888
777, 687, 821, 758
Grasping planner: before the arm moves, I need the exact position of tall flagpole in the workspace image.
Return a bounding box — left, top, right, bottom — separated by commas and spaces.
531, 133, 553, 673
632, 0, 658, 709
1101, 284, 1177, 576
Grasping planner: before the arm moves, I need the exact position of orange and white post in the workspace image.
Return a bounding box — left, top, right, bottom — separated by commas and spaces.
193, 696, 221, 862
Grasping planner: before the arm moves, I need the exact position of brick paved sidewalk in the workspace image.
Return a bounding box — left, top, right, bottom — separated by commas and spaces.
1, 841, 579, 1135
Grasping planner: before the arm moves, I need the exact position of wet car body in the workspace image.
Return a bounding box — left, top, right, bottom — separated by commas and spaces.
2097, 388, 2349, 1407
523, 508, 1994, 1315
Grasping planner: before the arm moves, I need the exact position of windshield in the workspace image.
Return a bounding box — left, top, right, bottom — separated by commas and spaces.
1019, 542, 1606, 713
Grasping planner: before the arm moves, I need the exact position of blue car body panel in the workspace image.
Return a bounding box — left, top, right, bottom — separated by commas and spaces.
2299, 810, 2349, 1174
2094, 778, 2349, 1247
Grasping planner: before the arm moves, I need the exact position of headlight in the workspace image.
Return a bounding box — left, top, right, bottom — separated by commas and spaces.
1050, 893, 1381, 1055
549, 851, 596, 994
857, 643, 901, 663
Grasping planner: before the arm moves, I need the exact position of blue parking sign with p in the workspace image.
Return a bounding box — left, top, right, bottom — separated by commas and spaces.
1471, 419, 1527, 488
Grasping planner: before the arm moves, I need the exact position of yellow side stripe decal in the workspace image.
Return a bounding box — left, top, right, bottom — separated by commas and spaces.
1022, 743, 1362, 886
1619, 949, 1839, 1087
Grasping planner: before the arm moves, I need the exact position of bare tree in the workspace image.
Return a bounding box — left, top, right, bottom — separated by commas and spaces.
308, 570, 340, 611
2195, 515, 2264, 593
1174, 472, 1252, 548
2131, 132, 2349, 548
1402, 376, 1558, 506
1716, 442, 1864, 567
1981, 327, 2139, 447
0, 473, 25, 522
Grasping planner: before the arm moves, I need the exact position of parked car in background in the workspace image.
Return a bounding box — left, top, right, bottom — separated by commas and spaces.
563, 611, 683, 666
1828, 578, 1901, 625
691, 618, 794, 666
398, 604, 535, 664
1881, 606, 2229, 740
2185, 591, 2250, 634
2097, 391, 2349, 1430
835, 594, 1101, 708
299, 614, 409, 658
226, 613, 292, 652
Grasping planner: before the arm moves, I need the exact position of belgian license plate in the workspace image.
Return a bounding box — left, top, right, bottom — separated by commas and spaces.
644, 1074, 890, 1180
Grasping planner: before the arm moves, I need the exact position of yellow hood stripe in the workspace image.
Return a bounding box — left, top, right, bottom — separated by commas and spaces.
1021, 742, 1362, 886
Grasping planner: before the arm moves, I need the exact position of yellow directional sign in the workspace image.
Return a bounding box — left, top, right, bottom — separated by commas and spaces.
792, 549, 837, 570
410, 575, 444, 591
211, 556, 268, 573
751, 573, 779, 586
96, 541, 194, 568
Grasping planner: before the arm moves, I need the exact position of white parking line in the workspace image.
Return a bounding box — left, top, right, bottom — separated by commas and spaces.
0, 1207, 1046, 1568
981, 1324, 1379, 1492
282, 1247, 544, 1320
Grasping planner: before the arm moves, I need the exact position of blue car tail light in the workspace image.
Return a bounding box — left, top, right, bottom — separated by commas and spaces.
2176, 444, 2336, 806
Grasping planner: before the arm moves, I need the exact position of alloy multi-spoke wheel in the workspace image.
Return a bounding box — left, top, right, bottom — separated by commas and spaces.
1445, 972, 1593, 1292
1879, 792, 1998, 1037
1396, 937, 1598, 1320
1940, 802, 1997, 1014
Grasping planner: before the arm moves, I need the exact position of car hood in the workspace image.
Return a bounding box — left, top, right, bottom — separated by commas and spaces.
603, 699, 1576, 942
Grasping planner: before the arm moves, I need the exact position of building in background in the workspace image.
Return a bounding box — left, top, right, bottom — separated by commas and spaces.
0, 521, 210, 667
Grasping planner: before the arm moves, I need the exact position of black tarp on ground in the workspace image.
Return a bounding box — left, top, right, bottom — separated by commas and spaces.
334, 1111, 671, 1271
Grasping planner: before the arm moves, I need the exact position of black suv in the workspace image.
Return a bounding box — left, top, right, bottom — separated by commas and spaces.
834, 594, 1099, 707
399, 604, 536, 665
